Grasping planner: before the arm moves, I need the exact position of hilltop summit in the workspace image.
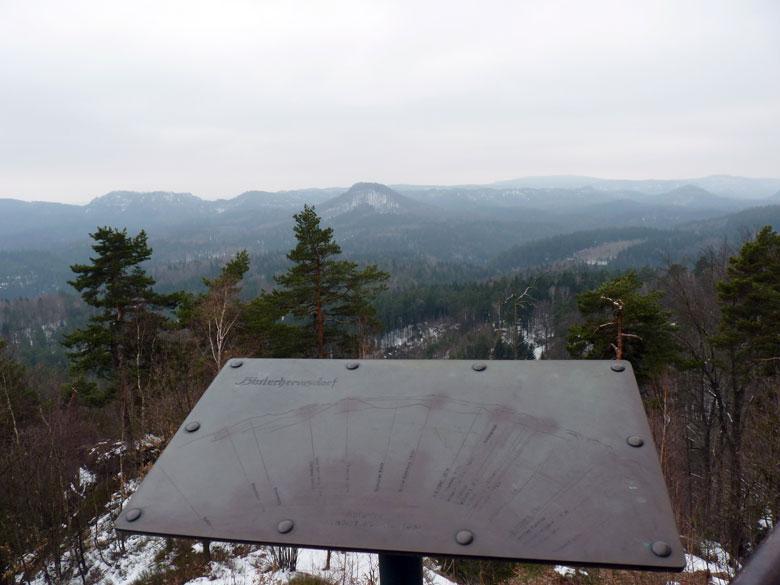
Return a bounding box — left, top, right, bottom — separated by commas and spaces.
319, 182, 431, 218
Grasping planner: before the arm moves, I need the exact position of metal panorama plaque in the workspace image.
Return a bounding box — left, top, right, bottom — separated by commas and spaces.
116, 359, 684, 570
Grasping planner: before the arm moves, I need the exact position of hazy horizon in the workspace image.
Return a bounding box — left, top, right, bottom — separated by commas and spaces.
2, 0, 779, 203
3, 173, 780, 205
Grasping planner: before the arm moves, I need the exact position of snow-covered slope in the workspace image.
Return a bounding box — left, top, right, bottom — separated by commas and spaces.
490, 175, 780, 200
319, 182, 436, 218
85, 191, 211, 221
16, 454, 458, 585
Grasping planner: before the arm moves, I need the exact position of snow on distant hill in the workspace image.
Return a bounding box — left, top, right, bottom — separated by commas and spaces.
489, 175, 780, 200
319, 182, 433, 218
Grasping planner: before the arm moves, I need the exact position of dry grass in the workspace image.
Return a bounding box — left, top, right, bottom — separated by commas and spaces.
504, 565, 711, 585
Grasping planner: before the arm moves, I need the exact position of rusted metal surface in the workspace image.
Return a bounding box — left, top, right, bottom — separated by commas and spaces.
116, 359, 684, 570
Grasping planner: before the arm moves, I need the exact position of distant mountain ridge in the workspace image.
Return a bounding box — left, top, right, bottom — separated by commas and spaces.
0, 178, 775, 251
84, 191, 212, 225
1, 177, 780, 298
486, 174, 780, 199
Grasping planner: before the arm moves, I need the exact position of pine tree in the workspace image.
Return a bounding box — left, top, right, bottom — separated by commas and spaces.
567, 271, 677, 382
274, 205, 389, 358
706, 227, 780, 555
717, 226, 780, 370
63, 227, 176, 453
333, 263, 391, 357
242, 292, 304, 357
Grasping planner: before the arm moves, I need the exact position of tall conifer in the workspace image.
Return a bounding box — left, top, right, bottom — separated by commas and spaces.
567, 271, 677, 382
717, 226, 780, 369
274, 206, 389, 358
63, 227, 175, 454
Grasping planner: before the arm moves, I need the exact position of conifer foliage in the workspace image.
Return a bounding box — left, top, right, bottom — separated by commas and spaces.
717, 226, 780, 369
567, 271, 677, 381
274, 205, 389, 358
63, 227, 177, 450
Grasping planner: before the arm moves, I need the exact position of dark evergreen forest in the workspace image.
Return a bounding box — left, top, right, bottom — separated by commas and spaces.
1, 211, 778, 585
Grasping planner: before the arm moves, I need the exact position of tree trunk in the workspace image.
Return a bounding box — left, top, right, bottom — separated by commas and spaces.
1, 371, 20, 446
728, 382, 746, 561
315, 258, 325, 358
202, 539, 211, 564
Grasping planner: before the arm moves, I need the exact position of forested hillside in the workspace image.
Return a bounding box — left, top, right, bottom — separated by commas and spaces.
5, 0, 779, 579
1, 199, 778, 585
2, 179, 780, 299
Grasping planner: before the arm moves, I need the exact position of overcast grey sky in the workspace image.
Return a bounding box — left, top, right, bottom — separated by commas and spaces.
1, 0, 778, 203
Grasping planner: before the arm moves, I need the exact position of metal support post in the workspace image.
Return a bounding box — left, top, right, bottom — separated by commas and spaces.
379, 553, 423, 585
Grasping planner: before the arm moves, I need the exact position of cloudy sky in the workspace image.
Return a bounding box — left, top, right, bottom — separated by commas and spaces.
1, 0, 778, 203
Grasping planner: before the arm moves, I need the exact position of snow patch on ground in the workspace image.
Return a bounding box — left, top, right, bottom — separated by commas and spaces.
553, 565, 588, 578
380, 321, 460, 356
18, 479, 458, 585
554, 565, 576, 577
268, 549, 456, 585
185, 544, 267, 585
684, 540, 737, 583
758, 508, 774, 529
89, 435, 163, 463
78, 467, 96, 489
